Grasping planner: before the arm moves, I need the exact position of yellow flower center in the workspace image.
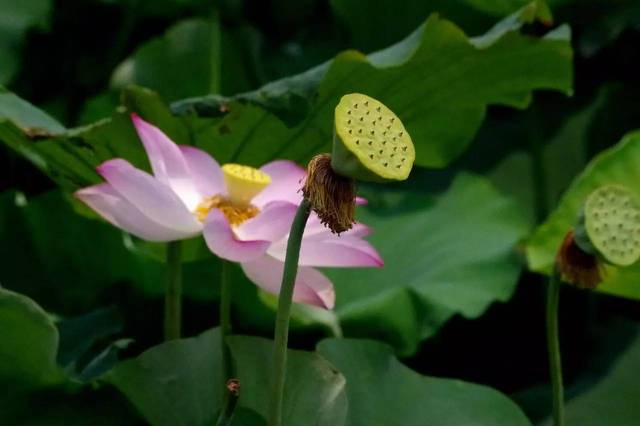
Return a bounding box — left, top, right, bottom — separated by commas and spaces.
194, 164, 270, 226
195, 195, 260, 225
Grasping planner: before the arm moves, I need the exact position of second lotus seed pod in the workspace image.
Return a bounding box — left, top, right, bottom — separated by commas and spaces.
580, 185, 640, 267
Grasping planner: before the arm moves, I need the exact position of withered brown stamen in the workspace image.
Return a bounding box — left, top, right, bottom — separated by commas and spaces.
302, 154, 356, 234
555, 230, 603, 289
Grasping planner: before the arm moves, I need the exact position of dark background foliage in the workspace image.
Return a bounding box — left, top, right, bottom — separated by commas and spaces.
2, 0, 640, 424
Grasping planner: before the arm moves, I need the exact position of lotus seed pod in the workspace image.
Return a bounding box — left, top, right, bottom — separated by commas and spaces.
582, 185, 640, 266
332, 93, 415, 182
222, 163, 271, 207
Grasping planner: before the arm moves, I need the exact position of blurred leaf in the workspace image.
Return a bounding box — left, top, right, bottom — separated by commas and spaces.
571, 0, 640, 57
105, 328, 224, 426
56, 306, 124, 373
526, 130, 640, 300
0, 0, 51, 84
111, 18, 221, 101
488, 90, 605, 225
0, 86, 64, 132
78, 338, 134, 382
174, 2, 572, 169
540, 328, 640, 426
0, 288, 65, 389
328, 173, 529, 355
318, 338, 532, 426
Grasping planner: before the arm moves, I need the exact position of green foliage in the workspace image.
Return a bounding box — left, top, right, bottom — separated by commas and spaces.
105, 327, 531, 425
105, 329, 225, 426
527, 131, 640, 299
330, 174, 529, 355
174, 3, 572, 169
0, 3, 572, 193
111, 18, 221, 101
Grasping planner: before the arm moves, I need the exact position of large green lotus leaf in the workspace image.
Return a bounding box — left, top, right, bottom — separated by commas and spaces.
174, 1, 572, 169
227, 335, 348, 426
327, 173, 529, 355
318, 338, 532, 426
105, 329, 347, 426
526, 131, 640, 300
540, 328, 640, 426
0, 3, 572, 193
0, 288, 64, 389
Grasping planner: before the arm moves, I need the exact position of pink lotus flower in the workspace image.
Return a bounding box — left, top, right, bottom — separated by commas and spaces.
75, 114, 382, 308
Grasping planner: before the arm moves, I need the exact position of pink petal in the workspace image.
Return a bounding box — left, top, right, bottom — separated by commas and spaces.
179, 145, 225, 197
75, 183, 194, 241
97, 159, 201, 235
356, 196, 367, 205
131, 114, 201, 209
202, 209, 270, 262
251, 160, 306, 207
268, 233, 383, 268
303, 213, 371, 238
235, 201, 298, 242
241, 255, 335, 309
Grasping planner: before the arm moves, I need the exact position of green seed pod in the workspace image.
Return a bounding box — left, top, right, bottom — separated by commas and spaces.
580, 185, 640, 266
331, 93, 415, 182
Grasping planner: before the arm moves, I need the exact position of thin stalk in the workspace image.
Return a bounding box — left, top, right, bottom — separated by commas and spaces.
164, 241, 182, 341
216, 260, 236, 426
220, 260, 233, 380
546, 273, 564, 426
268, 199, 311, 426
216, 381, 239, 426
528, 105, 564, 424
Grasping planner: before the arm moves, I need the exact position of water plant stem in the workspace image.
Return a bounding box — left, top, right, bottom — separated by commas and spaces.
220, 260, 233, 381
268, 199, 311, 426
546, 273, 564, 426
164, 240, 182, 341
216, 259, 236, 426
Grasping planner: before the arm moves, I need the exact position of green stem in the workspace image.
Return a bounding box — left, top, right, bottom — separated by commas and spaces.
268, 199, 311, 426
216, 383, 239, 426
546, 273, 564, 426
164, 241, 182, 341
216, 260, 236, 426
220, 260, 233, 379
